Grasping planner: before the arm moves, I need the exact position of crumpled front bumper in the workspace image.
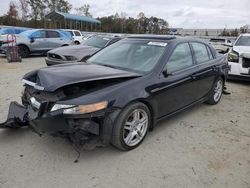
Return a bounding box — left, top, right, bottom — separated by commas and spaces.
0, 101, 101, 137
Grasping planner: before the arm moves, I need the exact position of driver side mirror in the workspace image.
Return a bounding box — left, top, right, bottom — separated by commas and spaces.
163, 69, 172, 77
30, 37, 35, 43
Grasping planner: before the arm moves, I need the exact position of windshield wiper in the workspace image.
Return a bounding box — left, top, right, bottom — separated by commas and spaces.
99, 64, 117, 69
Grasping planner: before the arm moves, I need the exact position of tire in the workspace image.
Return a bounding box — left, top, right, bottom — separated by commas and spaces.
205, 77, 224, 105
74, 41, 80, 45
111, 102, 151, 151
18, 45, 30, 58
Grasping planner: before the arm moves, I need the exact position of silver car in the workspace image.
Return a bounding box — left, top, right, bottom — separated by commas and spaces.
1, 29, 73, 58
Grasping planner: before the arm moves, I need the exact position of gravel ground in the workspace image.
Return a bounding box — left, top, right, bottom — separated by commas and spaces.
0, 56, 249, 188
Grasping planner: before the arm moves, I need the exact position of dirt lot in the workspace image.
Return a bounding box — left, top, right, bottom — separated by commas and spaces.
0, 56, 249, 188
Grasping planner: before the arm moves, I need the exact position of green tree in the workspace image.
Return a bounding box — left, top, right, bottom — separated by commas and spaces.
75, 4, 92, 17
220, 28, 230, 36
19, 0, 29, 21
27, 0, 46, 22
230, 28, 239, 36
46, 0, 72, 13
240, 25, 249, 34
6, 1, 18, 26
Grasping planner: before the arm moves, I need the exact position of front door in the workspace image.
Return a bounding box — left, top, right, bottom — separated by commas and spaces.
153, 42, 199, 118
29, 30, 49, 52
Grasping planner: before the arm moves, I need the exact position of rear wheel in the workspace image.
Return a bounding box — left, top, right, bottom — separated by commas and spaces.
18, 45, 30, 58
111, 102, 151, 150
74, 41, 80, 45
205, 77, 224, 105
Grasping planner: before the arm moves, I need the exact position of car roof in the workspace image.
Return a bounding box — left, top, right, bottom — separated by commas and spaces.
63, 29, 81, 32
239, 33, 250, 37
126, 35, 207, 44
128, 35, 177, 41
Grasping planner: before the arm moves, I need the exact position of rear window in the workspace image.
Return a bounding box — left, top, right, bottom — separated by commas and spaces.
73, 31, 81, 36
83, 36, 110, 48
191, 43, 210, 64
207, 46, 214, 59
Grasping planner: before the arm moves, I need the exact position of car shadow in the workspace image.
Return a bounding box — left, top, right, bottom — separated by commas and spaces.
227, 79, 250, 86
0, 103, 206, 163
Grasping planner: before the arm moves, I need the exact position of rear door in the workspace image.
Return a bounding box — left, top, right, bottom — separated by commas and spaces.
190, 42, 218, 100
46, 30, 65, 49
154, 42, 200, 118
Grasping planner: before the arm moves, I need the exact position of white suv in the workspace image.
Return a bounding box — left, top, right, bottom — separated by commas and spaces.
64, 29, 83, 45
228, 34, 250, 80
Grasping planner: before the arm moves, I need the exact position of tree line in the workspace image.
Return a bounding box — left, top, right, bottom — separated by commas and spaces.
0, 0, 169, 34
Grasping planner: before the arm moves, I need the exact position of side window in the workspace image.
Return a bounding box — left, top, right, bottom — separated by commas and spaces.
31, 31, 46, 38
47, 31, 60, 38
191, 43, 210, 64
206, 46, 214, 59
73, 31, 81, 36
165, 43, 193, 73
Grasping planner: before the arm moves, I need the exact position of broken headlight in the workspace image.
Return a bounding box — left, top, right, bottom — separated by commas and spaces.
228, 51, 239, 63
51, 101, 108, 114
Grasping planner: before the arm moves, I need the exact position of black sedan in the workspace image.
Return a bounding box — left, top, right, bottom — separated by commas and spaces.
45, 35, 122, 66
0, 36, 230, 150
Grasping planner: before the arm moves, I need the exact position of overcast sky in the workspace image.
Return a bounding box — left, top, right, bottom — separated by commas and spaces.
1, 0, 249, 28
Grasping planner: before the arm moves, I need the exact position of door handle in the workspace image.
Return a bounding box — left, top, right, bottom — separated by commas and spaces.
191, 73, 197, 80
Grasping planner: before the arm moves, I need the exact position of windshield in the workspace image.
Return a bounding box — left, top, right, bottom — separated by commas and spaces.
87, 40, 166, 73
83, 36, 110, 48
235, 36, 250, 46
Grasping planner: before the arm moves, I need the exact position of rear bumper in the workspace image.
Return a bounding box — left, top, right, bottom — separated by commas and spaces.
45, 57, 77, 66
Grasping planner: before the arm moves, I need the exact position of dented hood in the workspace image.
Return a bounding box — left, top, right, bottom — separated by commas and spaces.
48, 45, 100, 60
23, 63, 141, 92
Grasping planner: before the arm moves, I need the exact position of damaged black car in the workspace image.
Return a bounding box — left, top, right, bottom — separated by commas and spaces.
0, 36, 230, 150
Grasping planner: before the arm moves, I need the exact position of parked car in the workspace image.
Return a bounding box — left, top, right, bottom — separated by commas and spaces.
45, 35, 121, 66
0, 27, 30, 52
228, 34, 250, 80
63, 29, 84, 44
0, 27, 29, 38
209, 38, 232, 54
0, 36, 229, 151
1, 29, 72, 58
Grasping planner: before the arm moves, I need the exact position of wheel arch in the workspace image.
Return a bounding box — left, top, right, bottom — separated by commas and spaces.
122, 99, 156, 130
18, 44, 30, 52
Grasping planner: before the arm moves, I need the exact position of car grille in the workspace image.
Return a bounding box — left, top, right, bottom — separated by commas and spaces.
48, 53, 62, 60
242, 58, 250, 68
22, 86, 54, 115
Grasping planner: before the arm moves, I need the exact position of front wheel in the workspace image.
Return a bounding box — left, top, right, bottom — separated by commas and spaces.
18, 45, 30, 58
111, 102, 151, 151
205, 77, 224, 105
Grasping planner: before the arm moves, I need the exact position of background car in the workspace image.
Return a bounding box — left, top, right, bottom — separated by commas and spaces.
2, 36, 229, 151
0, 27, 30, 52
1, 29, 73, 58
63, 29, 84, 44
208, 38, 233, 54
228, 34, 250, 80
45, 35, 122, 66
